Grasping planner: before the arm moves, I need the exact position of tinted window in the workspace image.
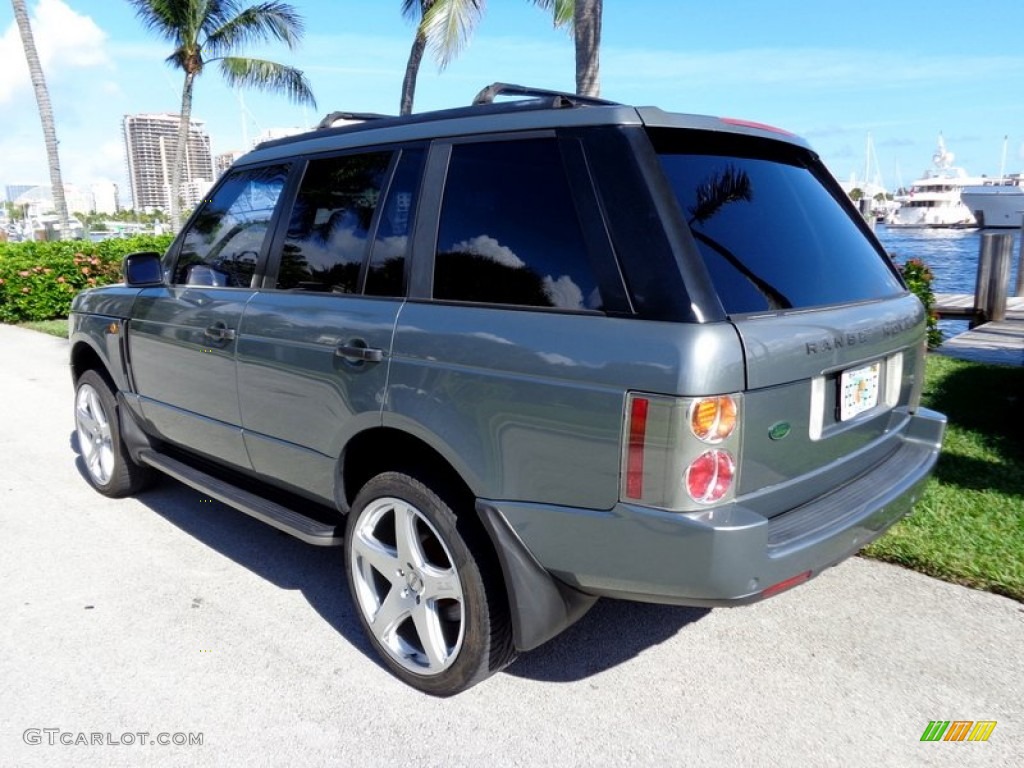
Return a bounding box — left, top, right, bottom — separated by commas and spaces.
434, 139, 602, 311
174, 165, 288, 287
276, 152, 391, 292
654, 132, 903, 314
366, 148, 424, 297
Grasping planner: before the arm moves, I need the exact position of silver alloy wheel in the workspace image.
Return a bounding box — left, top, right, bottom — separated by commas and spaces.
75, 382, 114, 486
349, 496, 466, 676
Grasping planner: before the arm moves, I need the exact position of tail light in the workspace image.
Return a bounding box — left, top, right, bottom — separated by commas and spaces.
621, 392, 742, 510
685, 449, 735, 503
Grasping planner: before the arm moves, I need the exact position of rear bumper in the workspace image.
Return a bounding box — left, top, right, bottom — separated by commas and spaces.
484, 407, 945, 607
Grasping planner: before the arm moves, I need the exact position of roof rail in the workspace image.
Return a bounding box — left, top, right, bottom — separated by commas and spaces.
316, 111, 393, 130
472, 82, 620, 108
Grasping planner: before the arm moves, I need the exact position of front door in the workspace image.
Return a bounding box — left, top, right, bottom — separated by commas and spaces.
128, 164, 291, 469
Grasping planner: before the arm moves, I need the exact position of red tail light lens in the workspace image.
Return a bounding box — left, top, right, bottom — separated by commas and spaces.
625, 397, 649, 499
685, 449, 735, 503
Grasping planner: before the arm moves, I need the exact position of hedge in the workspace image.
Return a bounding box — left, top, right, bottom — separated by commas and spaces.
0, 235, 173, 323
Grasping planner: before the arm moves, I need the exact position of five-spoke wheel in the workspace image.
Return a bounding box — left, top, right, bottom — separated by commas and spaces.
344, 472, 514, 696
73, 370, 153, 497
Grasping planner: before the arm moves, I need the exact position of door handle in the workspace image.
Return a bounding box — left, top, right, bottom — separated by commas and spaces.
335, 344, 384, 363
204, 324, 237, 342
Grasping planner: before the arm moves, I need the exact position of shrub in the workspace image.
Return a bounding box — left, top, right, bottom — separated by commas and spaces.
0, 235, 172, 323
899, 258, 943, 349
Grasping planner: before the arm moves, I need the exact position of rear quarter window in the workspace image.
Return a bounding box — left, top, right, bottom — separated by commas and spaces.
652, 130, 904, 314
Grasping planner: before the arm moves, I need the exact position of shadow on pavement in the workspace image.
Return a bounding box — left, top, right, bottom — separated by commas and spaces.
70, 431, 711, 684
504, 600, 709, 683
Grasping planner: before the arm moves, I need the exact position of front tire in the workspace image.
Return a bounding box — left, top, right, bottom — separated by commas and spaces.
344, 472, 514, 696
74, 369, 154, 497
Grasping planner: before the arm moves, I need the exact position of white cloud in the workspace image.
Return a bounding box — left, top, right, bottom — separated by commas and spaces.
0, 0, 108, 103
542, 274, 584, 310
451, 234, 524, 268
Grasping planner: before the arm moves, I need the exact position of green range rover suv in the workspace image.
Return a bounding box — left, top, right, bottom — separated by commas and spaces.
69, 84, 946, 696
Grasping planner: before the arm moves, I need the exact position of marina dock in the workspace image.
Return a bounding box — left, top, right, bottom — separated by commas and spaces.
934, 293, 1024, 366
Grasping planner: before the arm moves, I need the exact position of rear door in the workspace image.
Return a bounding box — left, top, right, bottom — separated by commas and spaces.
128, 164, 290, 468
651, 129, 925, 514
235, 147, 425, 502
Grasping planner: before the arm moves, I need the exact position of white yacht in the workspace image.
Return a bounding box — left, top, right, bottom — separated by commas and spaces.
960, 175, 1024, 228
886, 136, 986, 228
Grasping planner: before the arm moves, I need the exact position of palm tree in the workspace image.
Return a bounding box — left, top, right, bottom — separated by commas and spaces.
11, 0, 71, 240
573, 0, 601, 97
127, 0, 316, 230
399, 0, 573, 116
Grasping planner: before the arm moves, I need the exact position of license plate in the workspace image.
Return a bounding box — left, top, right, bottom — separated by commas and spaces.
839, 362, 881, 421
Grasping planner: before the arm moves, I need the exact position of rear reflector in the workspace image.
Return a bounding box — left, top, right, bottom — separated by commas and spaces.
625, 397, 649, 499
761, 570, 812, 599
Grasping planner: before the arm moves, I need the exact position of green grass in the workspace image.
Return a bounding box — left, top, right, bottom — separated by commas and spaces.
863, 354, 1024, 601
18, 318, 69, 338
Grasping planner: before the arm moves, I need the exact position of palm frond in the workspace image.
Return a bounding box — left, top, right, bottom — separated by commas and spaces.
419, 0, 485, 70
126, 0, 197, 43
205, 2, 305, 57
687, 165, 753, 225
531, 0, 574, 29
401, 0, 433, 23
218, 57, 316, 107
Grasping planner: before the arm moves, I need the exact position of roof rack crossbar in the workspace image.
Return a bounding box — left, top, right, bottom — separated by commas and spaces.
472, 82, 620, 108
316, 111, 393, 130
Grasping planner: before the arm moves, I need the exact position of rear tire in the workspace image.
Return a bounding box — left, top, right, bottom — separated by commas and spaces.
74, 369, 154, 497
344, 471, 515, 696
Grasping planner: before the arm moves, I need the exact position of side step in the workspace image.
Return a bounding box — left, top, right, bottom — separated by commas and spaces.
137, 449, 344, 547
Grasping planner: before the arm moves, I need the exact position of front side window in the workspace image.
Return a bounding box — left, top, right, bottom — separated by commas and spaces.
174, 165, 288, 287
433, 139, 602, 311
276, 152, 392, 292
653, 130, 903, 314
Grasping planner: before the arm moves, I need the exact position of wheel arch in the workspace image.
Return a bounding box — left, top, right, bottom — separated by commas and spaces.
339, 427, 478, 513
70, 337, 115, 389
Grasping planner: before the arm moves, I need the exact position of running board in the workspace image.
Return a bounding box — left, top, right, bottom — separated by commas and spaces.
137, 449, 344, 547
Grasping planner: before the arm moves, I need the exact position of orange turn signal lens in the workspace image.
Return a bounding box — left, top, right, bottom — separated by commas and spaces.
689, 396, 737, 443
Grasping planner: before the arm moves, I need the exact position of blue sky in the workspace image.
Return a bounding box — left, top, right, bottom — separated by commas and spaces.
2, 0, 1023, 203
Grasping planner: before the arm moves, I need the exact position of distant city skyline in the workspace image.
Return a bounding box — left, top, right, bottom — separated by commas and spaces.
2, 0, 1024, 202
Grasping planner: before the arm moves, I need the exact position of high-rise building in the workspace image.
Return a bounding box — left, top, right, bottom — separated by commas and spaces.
214, 150, 245, 179
122, 113, 213, 212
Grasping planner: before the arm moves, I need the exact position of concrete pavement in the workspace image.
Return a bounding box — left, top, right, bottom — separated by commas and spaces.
1, 323, 1021, 767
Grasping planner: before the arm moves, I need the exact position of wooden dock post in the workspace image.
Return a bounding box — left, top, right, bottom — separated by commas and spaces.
976, 233, 1013, 323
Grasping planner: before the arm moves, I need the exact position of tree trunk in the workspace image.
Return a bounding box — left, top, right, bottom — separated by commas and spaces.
401, 30, 427, 116
170, 72, 196, 233
573, 0, 602, 98
11, 0, 71, 240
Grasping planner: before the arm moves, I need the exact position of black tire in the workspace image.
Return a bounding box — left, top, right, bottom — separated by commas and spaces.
344, 471, 515, 696
73, 369, 154, 498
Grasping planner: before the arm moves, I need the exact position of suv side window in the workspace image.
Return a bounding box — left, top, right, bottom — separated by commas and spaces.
276, 152, 392, 292
365, 148, 425, 297
174, 165, 289, 287
433, 138, 602, 311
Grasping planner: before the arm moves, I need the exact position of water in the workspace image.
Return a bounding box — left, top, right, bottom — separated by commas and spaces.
874, 225, 1022, 339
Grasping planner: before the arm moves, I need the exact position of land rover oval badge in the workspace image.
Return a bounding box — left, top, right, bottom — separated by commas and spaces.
768, 421, 792, 441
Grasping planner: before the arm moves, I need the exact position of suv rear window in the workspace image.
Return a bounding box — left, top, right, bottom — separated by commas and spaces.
434, 138, 602, 311
652, 130, 904, 315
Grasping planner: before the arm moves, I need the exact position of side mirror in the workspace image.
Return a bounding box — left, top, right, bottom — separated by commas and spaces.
123, 251, 164, 286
